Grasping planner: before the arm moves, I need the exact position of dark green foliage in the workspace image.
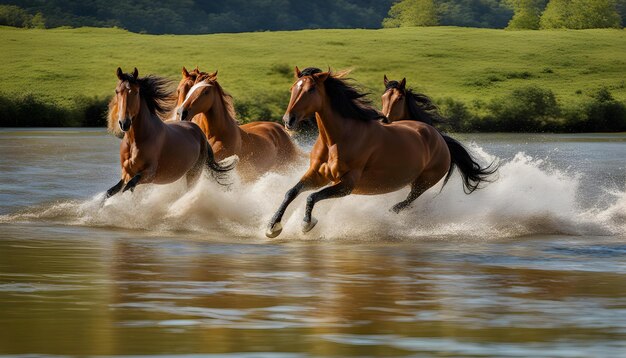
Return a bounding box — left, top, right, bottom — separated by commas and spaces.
0, 4, 44, 27
437, 97, 479, 131
0, 0, 395, 34
482, 86, 560, 131
438, 0, 513, 28
0, 93, 109, 127
564, 87, 626, 132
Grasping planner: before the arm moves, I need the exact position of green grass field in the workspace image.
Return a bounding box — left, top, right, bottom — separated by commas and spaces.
1, 25, 625, 128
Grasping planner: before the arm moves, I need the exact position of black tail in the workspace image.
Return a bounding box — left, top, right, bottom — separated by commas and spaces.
206, 147, 237, 185
441, 134, 498, 194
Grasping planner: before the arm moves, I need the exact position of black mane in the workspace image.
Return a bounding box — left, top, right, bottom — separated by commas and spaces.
120, 73, 173, 120
300, 67, 384, 122
385, 81, 444, 126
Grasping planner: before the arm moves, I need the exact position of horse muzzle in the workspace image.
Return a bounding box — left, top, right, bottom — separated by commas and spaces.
119, 118, 132, 132
283, 113, 298, 130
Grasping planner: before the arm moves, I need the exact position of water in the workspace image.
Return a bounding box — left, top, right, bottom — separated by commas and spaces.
0, 128, 625, 357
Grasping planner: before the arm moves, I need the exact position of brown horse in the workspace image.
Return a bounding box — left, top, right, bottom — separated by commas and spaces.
105, 67, 236, 199
173, 66, 202, 120
381, 75, 445, 125
176, 70, 301, 180
265, 67, 496, 238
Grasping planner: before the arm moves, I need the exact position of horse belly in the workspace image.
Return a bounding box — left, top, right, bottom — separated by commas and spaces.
353, 168, 417, 195
154, 139, 202, 184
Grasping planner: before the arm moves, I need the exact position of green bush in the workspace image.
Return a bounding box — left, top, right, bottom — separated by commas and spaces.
482, 85, 561, 132
563, 87, 626, 132
0, 93, 108, 127
437, 97, 478, 132
235, 90, 289, 123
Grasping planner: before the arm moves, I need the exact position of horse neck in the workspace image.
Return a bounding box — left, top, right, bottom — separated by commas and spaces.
203, 92, 240, 140
127, 99, 163, 144
316, 101, 347, 146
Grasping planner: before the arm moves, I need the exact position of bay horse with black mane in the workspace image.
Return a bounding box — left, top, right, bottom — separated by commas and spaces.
265, 67, 496, 238
105, 67, 236, 199
175, 69, 301, 180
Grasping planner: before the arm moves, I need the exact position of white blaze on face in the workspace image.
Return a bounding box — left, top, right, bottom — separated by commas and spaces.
117, 93, 125, 123
181, 82, 211, 107
296, 80, 303, 90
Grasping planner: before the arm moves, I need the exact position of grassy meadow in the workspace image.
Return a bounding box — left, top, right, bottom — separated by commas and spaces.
1, 25, 625, 130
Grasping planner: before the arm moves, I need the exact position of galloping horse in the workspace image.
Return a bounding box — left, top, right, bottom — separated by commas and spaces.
176, 70, 301, 180
105, 67, 236, 199
265, 67, 496, 238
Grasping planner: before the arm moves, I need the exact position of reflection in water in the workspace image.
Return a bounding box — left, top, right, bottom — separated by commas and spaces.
0, 130, 625, 356
1, 225, 625, 356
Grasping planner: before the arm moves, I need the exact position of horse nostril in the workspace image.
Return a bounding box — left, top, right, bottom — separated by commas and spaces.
182, 110, 188, 119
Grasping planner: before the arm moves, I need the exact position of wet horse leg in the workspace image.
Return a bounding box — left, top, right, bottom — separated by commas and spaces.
266, 170, 327, 238
105, 179, 125, 199
391, 172, 441, 213
390, 181, 429, 213
122, 174, 142, 193
301, 171, 359, 233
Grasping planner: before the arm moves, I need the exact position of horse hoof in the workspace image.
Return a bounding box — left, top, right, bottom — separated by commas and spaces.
301, 217, 318, 233
266, 222, 283, 238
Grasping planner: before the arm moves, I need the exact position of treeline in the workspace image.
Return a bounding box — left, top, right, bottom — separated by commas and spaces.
2, 85, 625, 133
384, 0, 625, 29
437, 86, 626, 132
2, 0, 623, 33
0, 0, 394, 34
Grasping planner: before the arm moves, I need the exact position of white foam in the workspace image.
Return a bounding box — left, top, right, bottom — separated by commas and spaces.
2, 146, 625, 240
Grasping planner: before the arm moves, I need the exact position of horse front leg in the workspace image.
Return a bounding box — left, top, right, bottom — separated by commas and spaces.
105, 179, 125, 199
302, 171, 359, 233
122, 166, 156, 193
266, 170, 327, 238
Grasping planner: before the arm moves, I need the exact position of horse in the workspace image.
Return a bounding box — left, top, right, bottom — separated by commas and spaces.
381, 75, 444, 125
265, 67, 497, 238
105, 67, 236, 199
176, 70, 301, 180
107, 67, 202, 138
173, 66, 202, 120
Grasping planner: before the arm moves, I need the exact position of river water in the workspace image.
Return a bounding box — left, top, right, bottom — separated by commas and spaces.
0, 129, 625, 357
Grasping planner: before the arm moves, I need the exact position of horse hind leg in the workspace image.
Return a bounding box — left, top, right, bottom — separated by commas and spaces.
391, 174, 440, 214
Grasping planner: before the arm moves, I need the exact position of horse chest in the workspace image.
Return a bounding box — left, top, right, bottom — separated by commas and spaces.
122, 142, 147, 175
318, 145, 344, 181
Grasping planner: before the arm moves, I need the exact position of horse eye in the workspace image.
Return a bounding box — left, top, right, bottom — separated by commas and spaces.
307, 87, 316, 93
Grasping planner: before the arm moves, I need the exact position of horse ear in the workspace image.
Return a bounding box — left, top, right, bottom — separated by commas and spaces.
194, 65, 200, 72
399, 78, 406, 90
182, 66, 190, 78
133, 67, 139, 79
314, 71, 330, 83
209, 70, 218, 79
384, 74, 389, 86
294, 66, 302, 78
116, 67, 123, 80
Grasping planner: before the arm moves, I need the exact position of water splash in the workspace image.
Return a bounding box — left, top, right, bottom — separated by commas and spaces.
1, 146, 624, 239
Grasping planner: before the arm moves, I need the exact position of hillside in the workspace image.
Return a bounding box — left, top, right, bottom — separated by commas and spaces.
1, 26, 625, 130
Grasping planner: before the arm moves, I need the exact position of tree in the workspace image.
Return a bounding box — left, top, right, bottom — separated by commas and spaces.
438, 0, 513, 29
382, 0, 438, 28
29, 12, 46, 28
540, 0, 621, 29
506, 0, 545, 29
0, 5, 31, 27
